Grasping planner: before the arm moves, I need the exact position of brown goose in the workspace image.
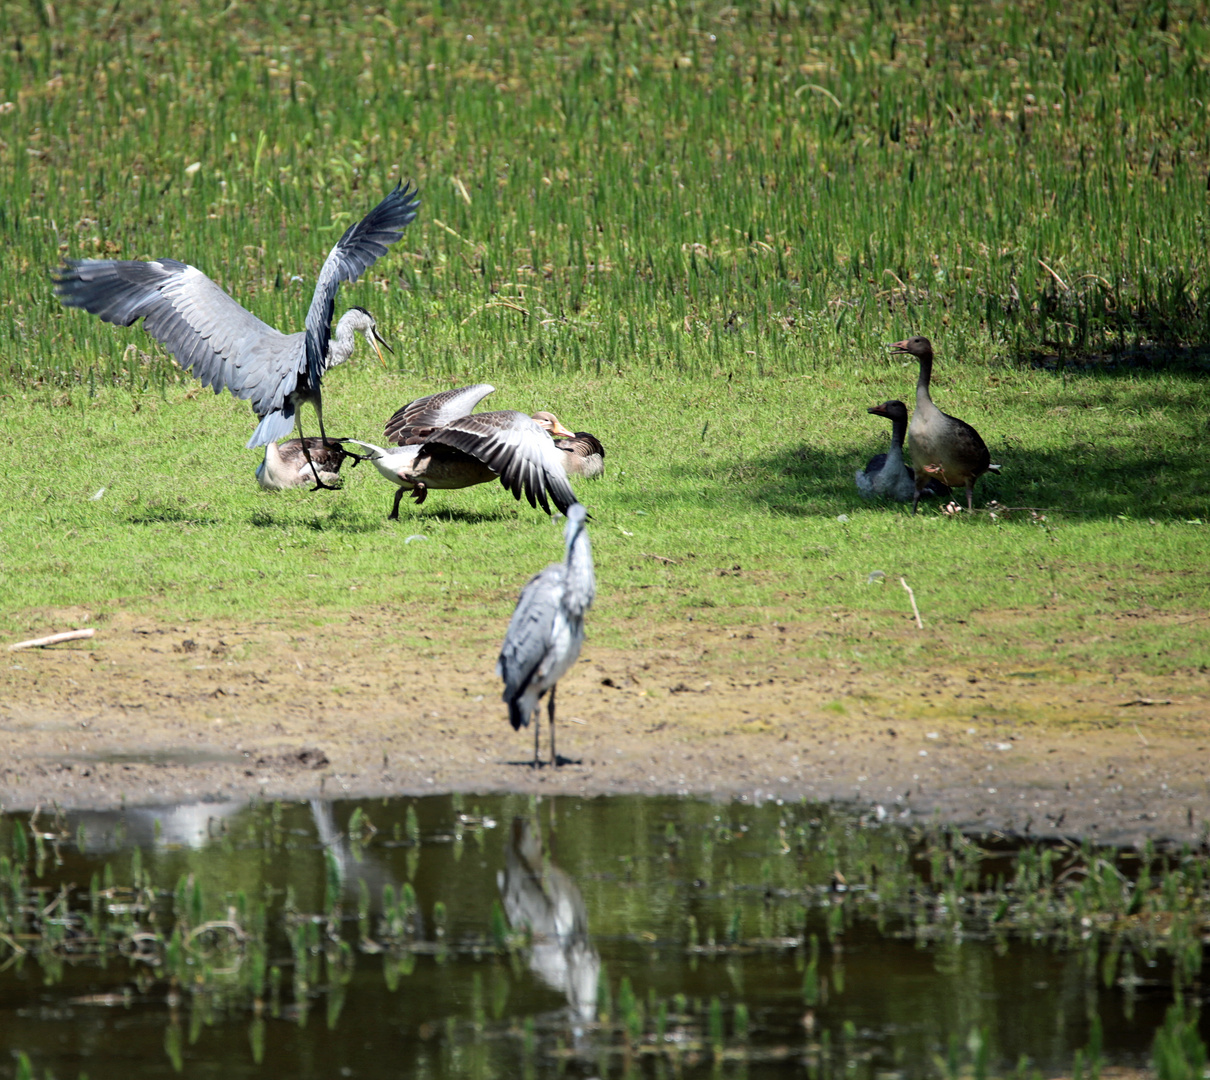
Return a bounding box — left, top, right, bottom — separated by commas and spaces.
347, 384, 580, 520
890, 336, 996, 513
256, 438, 357, 491
856, 401, 950, 503
555, 431, 605, 479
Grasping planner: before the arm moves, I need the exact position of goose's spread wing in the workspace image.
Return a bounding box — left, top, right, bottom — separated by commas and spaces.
304, 180, 421, 389
383, 384, 496, 443
422, 410, 580, 515
54, 258, 303, 417
497, 563, 565, 693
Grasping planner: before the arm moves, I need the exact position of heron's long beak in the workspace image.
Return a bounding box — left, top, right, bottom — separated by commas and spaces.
369, 326, 395, 367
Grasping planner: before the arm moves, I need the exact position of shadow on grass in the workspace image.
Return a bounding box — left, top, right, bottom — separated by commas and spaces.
128, 505, 221, 527
734, 441, 1209, 522
248, 504, 524, 531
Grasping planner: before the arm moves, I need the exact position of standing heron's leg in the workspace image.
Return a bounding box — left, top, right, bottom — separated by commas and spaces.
533, 711, 541, 768
548, 685, 558, 767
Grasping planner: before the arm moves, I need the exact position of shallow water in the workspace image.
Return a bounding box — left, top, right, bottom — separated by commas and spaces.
0, 795, 1201, 1079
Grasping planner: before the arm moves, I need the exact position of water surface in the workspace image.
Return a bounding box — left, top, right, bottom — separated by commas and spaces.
0, 794, 1200, 1078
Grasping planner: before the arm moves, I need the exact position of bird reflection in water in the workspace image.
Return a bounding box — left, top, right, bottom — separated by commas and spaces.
497, 817, 600, 1025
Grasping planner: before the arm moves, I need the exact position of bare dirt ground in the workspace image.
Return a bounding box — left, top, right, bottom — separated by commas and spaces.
2, 609, 1208, 848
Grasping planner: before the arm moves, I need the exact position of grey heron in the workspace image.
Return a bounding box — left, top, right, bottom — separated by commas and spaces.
855, 401, 951, 503
890, 336, 999, 513
497, 502, 595, 767
554, 431, 605, 479
345, 383, 579, 519
256, 437, 359, 491
497, 817, 600, 1022
54, 180, 420, 489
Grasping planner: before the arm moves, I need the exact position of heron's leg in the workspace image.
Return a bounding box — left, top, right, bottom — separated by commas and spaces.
296, 413, 338, 492
548, 685, 558, 767
533, 711, 541, 768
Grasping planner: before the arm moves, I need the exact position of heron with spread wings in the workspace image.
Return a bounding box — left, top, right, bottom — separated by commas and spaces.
54, 180, 420, 489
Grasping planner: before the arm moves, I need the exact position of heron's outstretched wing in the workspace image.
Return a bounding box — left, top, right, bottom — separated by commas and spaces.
383, 384, 496, 443
497, 562, 565, 706
54, 258, 304, 418
305, 180, 421, 390
422, 411, 580, 515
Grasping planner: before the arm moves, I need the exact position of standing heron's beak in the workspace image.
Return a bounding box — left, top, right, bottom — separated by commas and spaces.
368, 325, 395, 367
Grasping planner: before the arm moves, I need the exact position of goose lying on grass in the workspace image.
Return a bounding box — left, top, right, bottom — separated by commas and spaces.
256, 438, 359, 491
856, 400, 950, 503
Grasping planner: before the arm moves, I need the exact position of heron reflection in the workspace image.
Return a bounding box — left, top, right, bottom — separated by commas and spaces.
497, 817, 600, 1023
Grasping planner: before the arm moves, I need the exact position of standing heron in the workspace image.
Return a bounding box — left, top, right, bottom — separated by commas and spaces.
54, 180, 420, 488
498, 503, 595, 767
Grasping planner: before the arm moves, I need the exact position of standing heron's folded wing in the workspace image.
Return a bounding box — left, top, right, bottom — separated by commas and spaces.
304, 180, 421, 390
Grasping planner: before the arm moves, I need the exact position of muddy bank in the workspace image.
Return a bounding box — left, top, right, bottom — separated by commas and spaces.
2, 611, 1207, 848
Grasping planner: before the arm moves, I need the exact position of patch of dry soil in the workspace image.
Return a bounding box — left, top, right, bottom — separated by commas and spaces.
2, 611, 1208, 848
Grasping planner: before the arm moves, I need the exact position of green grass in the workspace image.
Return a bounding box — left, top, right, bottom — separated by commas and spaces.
0, 0, 1207, 676
1, 361, 1206, 675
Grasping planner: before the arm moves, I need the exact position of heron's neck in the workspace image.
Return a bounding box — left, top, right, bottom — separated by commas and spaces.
327, 311, 363, 370
565, 532, 596, 617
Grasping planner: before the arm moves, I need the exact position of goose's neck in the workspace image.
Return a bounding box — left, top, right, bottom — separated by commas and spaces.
886, 414, 908, 464
914, 349, 934, 409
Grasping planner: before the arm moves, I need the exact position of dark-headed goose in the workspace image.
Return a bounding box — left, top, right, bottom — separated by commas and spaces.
890, 336, 997, 513
856, 401, 951, 503
347, 384, 580, 520
555, 431, 605, 479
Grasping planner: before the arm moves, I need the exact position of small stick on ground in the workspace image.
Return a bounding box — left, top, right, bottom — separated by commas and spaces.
640, 552, 680, 565
900, 578, 923, 629
9, 628, 95, 651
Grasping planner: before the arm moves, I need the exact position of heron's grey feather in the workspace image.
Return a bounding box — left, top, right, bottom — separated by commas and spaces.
498, 505, 594, 739
497, 564, 566, 715
384, 384, 496, 441
304, 180, 421, 391
55, 258, 303, 416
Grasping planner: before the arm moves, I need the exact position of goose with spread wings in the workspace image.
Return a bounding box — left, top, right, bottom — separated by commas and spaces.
54, 180, 420, 488
346, 383, 580, 520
